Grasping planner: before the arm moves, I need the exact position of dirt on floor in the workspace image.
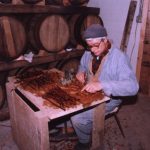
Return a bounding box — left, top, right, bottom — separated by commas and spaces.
0, 93, 150, 150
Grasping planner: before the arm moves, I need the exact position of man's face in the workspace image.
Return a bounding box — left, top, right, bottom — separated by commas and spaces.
86, 38, 107, 56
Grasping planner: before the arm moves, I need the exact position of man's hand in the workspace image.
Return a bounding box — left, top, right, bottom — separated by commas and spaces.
81, 81, 102, 93
76, 72, 85, 84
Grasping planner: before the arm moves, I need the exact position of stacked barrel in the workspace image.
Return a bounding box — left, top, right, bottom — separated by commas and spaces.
0, 14, 103, 62
0, 1, 103, 110
0, 0, 89, 5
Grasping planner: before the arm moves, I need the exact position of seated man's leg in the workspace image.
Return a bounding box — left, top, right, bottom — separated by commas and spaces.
71, 99, 122, 146
71, 109, 94, 144
105, 99, 122, 115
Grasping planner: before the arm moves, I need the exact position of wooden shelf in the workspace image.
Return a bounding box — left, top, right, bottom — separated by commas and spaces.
0, 4, 100, 14
0, 50, 84, 72
0, 4, 98, 72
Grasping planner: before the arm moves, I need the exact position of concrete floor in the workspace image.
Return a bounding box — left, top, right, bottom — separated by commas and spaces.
104, 93, 150, 150
0, 93, 150, 150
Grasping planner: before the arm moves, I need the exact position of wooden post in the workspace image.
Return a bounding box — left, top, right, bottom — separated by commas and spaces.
136, 0, 150, 81
91, 102, 105, 150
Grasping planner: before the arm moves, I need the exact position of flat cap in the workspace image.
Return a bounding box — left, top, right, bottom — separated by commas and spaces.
82, 24, 107, 40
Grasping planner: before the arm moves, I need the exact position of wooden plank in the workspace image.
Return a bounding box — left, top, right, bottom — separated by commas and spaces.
120, 1, 137, 50
136, 0, 150, 81
13, 80, 110, 120
35, 112, 50, 150
145, 10, 150, 43
0, 16, 26, 61
139, 66, 150, 95
7, 85, 50, 150
6, 82, 20, 147
143, 44, 150, 62
0, 5, 100, 14
2, 16, 17, 57
91, 103, 105, 150
12, 0, 45, 5
0, 50, 84, 72
7, 72, 110, 120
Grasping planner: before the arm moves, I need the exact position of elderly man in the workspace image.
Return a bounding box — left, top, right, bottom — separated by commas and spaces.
71, 24, 139, 150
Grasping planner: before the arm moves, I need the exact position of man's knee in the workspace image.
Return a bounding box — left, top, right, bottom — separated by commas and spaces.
71, 115, 81, 127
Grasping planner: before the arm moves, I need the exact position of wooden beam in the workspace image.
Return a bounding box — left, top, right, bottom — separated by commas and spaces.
0, 50, 84, 72
0, 5, 99, 14
136, 0, 150, 81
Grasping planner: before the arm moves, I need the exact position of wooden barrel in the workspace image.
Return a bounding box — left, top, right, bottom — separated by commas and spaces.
26, 15, 43, 53
22, 0, 42, 4
57, 58, 80, 74
74, 14, 104, 47
28, 14, 70, 53
0, 0, 12, 4
0, 85, 6, 109
8, 68, 20, 77
0, 71, 8, 109
0, 16, 27, 62
67, 14, 81, 47
0, 71, 8, 85
46, 0, 89, 6
67, 14, 103, 48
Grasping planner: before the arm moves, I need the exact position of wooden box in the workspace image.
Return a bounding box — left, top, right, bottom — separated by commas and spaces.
6, 74, 109, 150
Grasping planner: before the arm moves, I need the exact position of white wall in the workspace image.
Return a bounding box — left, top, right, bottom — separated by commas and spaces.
88, 0, 131, 49
87, 0, 100, 7
88, 0, 142, 73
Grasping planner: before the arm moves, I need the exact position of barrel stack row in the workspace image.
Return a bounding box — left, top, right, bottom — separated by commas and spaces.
0, 0, 89, 6
0, 14, 103, 62
0, 0, 102, 112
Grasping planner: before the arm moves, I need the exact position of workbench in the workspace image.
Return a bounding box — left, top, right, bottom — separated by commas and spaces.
6, 75, 109, 150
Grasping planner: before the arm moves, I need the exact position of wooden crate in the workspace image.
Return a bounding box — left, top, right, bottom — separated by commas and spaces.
6, 75, 109, 150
